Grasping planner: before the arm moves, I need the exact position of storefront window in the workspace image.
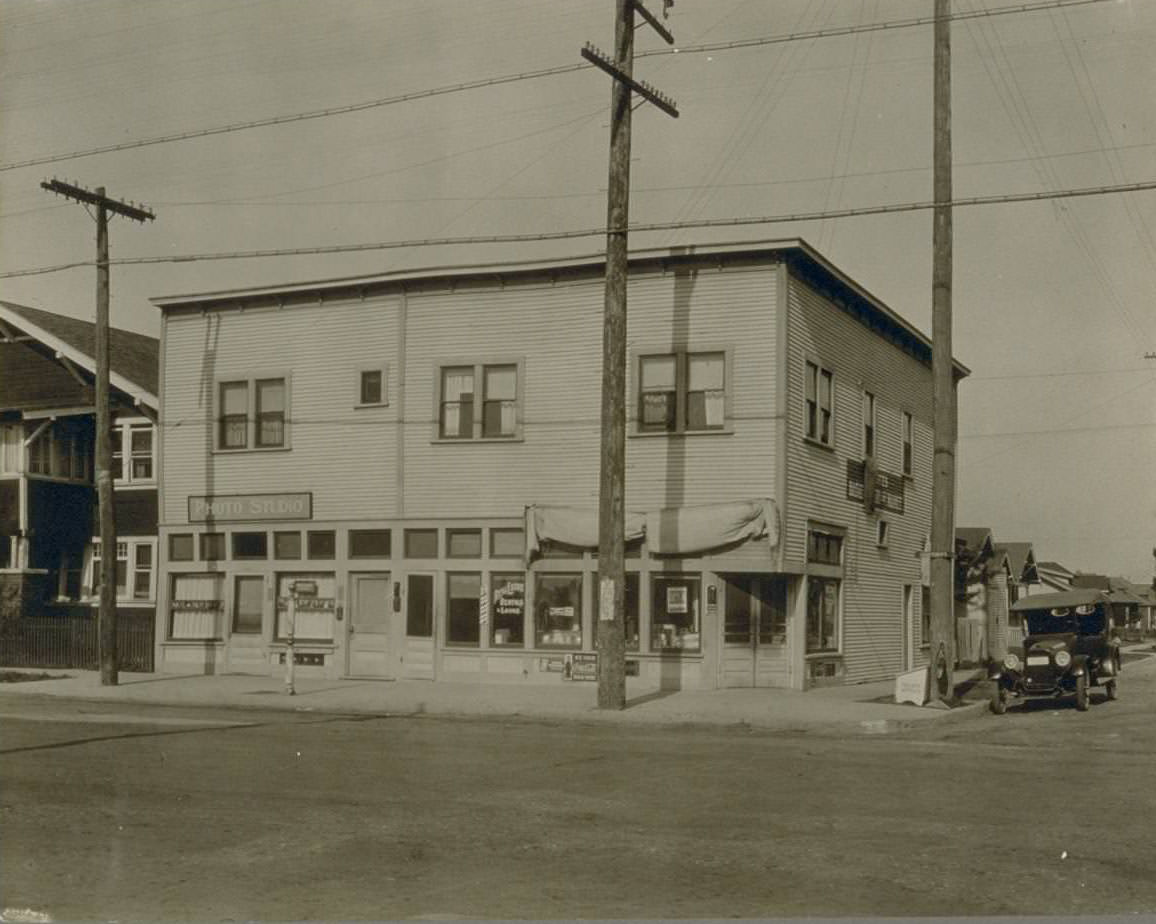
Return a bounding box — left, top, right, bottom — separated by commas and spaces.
275, 572, 335, 641
593, 572, 640, 650
447, 529, 482, 559
405, 529, 438, 558
170, 573, 223, 640
650, 574, 701, 651
491, 573, 525, 647
169, 534, 194, 562
307, 530, 336, 560
349, 529, 391, 558
490, 528, 524, 558
446, 572, 481, 646
201, 532, 226, 562
535, 573, 582, 649
807, 577, 840, 653
233, 532, 267, 560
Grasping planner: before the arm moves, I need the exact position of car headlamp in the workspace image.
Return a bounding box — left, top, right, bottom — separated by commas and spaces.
1054, 650, 1071, 668
1003, 653, 1021, 671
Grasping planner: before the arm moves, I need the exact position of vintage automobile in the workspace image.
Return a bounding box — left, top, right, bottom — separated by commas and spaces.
990, 589, 1121, 714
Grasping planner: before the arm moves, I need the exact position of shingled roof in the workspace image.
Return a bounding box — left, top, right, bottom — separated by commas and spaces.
0, 301, 158, 401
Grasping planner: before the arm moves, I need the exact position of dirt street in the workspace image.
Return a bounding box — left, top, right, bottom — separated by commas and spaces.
2, 664, 1154, 920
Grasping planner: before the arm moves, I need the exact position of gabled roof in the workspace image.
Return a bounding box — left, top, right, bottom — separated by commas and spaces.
1037, 561, 1074, 577
1071, 574, 1148, 605
0, 301, 158, 408
994, 542, 1038, 584
955, 527, 995, 558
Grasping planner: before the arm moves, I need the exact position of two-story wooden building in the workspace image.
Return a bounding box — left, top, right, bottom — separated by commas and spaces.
151, 240, 967, 690
0, 302, 159, 663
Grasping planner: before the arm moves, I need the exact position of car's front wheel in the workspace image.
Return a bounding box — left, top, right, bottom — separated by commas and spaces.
1075, 672, 1089, 711
991, 686, 1008, 715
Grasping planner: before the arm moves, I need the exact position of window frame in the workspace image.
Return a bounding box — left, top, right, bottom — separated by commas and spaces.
446, 571, 483, 647
355, 366, 389, 408
213, 373, 292, 453
89, 538, 157, 603
806, 575, 841, 655
433, 357, 524, 442
112, 420, 155, 485
804, 358, 835, 448
862, 389, 876, 459
632, 347, 732, 436
902, 411, 914, 477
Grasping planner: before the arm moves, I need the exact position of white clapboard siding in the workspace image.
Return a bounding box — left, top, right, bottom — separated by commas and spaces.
163, 297, 401, 524
400, 262, 779, 517
785, 272, 935, 684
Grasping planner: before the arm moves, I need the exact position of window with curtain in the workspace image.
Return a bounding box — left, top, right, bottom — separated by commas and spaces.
219, 381, 249, 449
255, 379, 285, 447
805, 360, 833, 446
440, 367, 475, 439
687, 353, 725, 430
639, 355, 677, 432
483, 365, 517, 437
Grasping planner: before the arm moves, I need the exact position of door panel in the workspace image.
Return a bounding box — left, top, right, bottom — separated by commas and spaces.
720, 575, 790, 688
347, 573, 397, 678
404, 573, 436, 680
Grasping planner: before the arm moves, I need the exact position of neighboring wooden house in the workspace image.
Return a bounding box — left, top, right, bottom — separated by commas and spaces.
1071, 573, 1148, 639
0, 302, 159, 669
1029, 560, 1075, 595
152, 239, 967, 690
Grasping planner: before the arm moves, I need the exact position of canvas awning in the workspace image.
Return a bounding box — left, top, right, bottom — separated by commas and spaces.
524, 498, 779, 561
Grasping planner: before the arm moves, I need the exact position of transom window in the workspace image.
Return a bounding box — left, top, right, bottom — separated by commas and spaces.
217, 377, 289, 451
438, 362, 520, 440
805, 360, 834, 446
638, 351, 726, 433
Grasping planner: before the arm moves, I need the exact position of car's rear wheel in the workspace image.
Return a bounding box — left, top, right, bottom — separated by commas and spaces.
990, 686, 1008, 715
1105, 678, 1118, 701
1075, 672, 1089, 711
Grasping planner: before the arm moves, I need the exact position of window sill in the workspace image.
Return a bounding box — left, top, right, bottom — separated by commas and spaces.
212, 446, 292, 456
114, 481, 157, 489
353, 402, 389, 410
802, 437, 835, 452
164, 638, 224, 645
630, 427, 733, 439
805, 651, 842, 660
430, 436, 524, 445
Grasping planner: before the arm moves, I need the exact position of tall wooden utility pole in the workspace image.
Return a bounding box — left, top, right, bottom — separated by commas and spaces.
928, 0, 957, 702
40, 179, 155, 686
582, 1, 677, 710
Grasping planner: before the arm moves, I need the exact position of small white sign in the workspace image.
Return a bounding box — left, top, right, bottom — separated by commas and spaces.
667, 586, 688, 614
894, 667, 928, 706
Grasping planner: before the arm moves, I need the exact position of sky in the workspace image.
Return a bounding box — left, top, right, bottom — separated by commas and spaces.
1, 0, 1153, 583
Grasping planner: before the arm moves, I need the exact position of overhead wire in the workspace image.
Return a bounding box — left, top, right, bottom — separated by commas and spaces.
3, 178, 1156, 280
0, 0, 1115, 174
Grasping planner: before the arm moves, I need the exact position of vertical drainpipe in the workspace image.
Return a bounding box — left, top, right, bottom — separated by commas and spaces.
396, 289, 407, 521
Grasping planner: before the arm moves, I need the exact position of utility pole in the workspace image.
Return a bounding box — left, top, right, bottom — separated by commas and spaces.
583, 1, 677, 710
928, 0, 957, 702
40, 179, 155, 686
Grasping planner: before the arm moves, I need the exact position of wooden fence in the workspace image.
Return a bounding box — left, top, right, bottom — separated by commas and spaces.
0, 610, 154, 672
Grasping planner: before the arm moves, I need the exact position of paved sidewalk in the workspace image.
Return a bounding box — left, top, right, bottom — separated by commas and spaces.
0, 664, 999, 735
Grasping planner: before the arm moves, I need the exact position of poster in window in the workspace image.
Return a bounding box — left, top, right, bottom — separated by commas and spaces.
667, 586, 688, 614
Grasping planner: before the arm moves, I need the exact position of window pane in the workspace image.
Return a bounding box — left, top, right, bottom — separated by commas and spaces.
482, 366, 517, 438
233, 576, 264, 634
360, 370, 383, 404
232, 532, 268, 560
256, 379, 285, 447
169, 534, 194, 562
349, 529, 391, 558
640, 355, 677, 433
441, 368, 474, 439
274, 531, 301, 560
534, 573, 582, 649
490, 528, 525, 558
650, 575, 701, 651
307, 530, 336, 560
491, 573, 525, 647
135, 544, 152, 569
447, 529, 482, 558
170, 573, 223, 640
405, 529, 438, 558
687, 353, 725, 430
447, 572, 481, 646
484, 365, 516, 400
201, 532, 226, 561
593, 572, 640, 650
220, 382, 248, 449
641, 355, 676, 389
807, 577, 839, 653
131, 428, 152, 454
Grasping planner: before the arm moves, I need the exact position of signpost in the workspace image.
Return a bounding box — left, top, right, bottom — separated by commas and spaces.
285, 579, 317, 695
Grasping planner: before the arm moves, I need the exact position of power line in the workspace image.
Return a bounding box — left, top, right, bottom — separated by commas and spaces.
3, 177, 1156, 280
0, 0, 1113, 174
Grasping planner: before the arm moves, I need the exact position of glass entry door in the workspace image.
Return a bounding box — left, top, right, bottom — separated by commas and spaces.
403, 572, 436, 680
720, 575, 790, 688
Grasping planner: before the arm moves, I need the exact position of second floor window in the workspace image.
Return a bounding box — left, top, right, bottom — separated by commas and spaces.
638, 351, 726, 434
805, 360, 833, 446
218, 377, 288, 451
438, 362, 521, 440
112, 423, 154, 483
902, 411, 913, 476
862, 391, 876, 458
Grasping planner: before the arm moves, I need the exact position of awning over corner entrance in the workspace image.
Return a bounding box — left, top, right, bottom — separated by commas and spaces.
524, 498, 778, 562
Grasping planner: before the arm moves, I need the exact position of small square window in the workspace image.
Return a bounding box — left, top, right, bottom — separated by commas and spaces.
490, 528, 525, 558
350, 529, 391, 558
359, 369, 386, 406
447, 529, 482, 558
201, 532, 226, 562
405, 529, 439, 559
232, 532, 268, 560
169, 534, 194, 562
274, 531, 302, 560
307, 531, 336, 560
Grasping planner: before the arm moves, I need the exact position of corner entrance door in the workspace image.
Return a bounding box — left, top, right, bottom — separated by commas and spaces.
347, 573, 399, 678
720, 575, 790, 688
403, 572, 436, 680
